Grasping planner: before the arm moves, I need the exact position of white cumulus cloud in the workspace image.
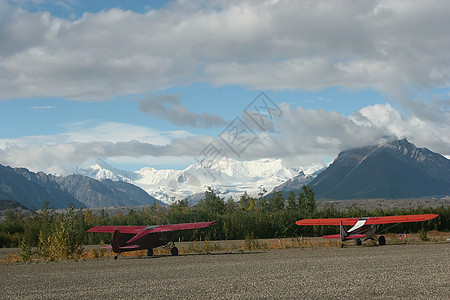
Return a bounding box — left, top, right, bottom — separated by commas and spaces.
0, 0, 448, 104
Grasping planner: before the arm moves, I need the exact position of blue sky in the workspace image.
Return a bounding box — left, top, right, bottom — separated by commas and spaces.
0, 0, 449, 174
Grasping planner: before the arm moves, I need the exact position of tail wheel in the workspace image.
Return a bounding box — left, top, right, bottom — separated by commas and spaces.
378, 235, 386, 246
171, 246, 179, 256
147, 248, 153, 256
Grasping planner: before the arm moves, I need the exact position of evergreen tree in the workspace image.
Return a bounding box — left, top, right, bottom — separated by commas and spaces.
197, 187, 225, 218
287, 191, 298, 210
303, 185, 316, 215
256, 197, 269, 211
204, 187, 225, 216
239, 192, 250, 211
268, 191, 285, 211
224, 197, 236, 214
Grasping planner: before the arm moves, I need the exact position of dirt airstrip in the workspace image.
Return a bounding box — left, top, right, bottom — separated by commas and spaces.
1, 242, 449, 299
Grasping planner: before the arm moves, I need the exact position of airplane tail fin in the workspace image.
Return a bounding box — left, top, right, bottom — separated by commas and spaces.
112, 229, 127, 253
339, 221, 348, 242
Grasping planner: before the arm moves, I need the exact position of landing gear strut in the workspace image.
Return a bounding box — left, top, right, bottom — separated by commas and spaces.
165, 241, 178, 256
162, 241, 179, 256
147, 248, 153, 256
378, 235, 386, 246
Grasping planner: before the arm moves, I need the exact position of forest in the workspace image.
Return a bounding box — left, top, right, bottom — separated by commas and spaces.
1, 186, 448, 260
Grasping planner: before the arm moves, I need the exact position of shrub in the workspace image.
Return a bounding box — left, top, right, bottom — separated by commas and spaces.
419, 228, 429, 241
18, 237, 32, 262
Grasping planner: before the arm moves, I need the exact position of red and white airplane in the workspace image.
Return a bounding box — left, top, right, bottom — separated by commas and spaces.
88, 221, 218, 258
296, 214, 438, 247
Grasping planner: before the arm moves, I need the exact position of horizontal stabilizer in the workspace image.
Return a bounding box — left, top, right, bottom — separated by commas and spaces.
322, 234, 366, 240
101, 244, 140, 251
298, 218, 361, 226
118, 245, 140, 250
321, 234, 341, 239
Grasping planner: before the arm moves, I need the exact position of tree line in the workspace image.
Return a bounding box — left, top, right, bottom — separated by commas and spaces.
1, 185, 448, 256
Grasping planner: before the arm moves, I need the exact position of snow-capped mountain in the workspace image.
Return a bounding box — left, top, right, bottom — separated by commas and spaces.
79, 158, 322, 204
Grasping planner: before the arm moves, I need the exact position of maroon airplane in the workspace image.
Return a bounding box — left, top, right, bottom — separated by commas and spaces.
88, 221, 217, 259
296, 214, 438, 247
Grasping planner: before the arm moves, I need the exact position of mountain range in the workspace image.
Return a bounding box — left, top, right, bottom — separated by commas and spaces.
1, 138, 448, 210
79, 158, 321, 204
71, 138, 450, 203
0, 164, 161, 210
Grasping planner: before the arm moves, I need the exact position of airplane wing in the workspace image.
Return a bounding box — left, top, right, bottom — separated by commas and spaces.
296, 214, 438, 226
87, 221, 218, 237
125, 221, 218, 245
150, 221, 218, 233
362, 214, 438, 225
87, 226, 147, 234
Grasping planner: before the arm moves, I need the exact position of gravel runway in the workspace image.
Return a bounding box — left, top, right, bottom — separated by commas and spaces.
2, 243, 449, 299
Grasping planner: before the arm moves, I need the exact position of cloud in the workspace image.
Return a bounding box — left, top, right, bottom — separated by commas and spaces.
0, 121, 201, 174
0, 0, 448, 104
226, 101, 450, 167
0, 122, 186, 147
139, 94, 227, 128
355, 103, 450, 154
28, 105, 56, 111
0, 137, 212, 175
1, 103, 448, 175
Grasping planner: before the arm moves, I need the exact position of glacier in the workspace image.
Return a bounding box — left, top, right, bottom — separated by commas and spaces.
78, 158, 323, 204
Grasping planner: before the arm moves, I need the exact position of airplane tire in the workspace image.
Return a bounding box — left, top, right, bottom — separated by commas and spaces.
171, 247, 179, 256
378, 235, 386, 246
356, 239, 362, 246
114, 255, 118, 260
340, 243, 344, 248
147, 249, 153, 256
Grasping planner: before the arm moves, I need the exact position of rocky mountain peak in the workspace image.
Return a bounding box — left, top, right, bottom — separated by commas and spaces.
308, 139, 450, 199
0, 164, 161, 209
